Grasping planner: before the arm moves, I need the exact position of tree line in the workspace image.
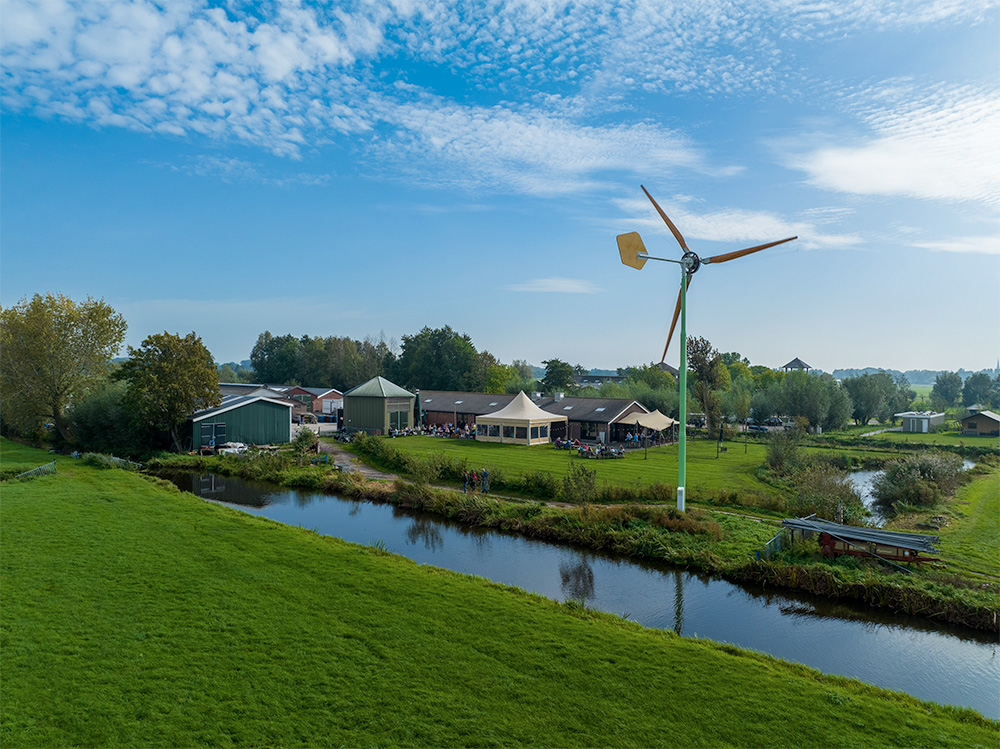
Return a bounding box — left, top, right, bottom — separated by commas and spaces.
4, 293, 998, 459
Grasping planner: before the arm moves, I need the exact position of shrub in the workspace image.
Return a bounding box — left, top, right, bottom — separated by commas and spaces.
787, 464, 866, 523
872, 451, 967, 514
561, 462, 597, 504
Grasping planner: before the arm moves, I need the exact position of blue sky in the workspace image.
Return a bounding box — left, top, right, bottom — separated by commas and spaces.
2, 1, 998, 374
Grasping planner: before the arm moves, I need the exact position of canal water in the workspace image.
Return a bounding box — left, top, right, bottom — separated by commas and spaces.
163, 472, 999, 718
848, 459, 978, 527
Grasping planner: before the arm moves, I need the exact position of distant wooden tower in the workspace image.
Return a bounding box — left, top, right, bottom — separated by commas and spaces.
782, 357, 811, 373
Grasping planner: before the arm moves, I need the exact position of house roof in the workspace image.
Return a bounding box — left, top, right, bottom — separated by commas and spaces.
419, 391, 515, 414
191, 394, 293, 422
418, 391, 649, 425
295, 386, 343, 398
344, 376, 414, 399
478, 392, 567, 423
963, 410, 1000, 424
782, 357, 811, 369
536, 396, 648, 425
782, 517, 939, 554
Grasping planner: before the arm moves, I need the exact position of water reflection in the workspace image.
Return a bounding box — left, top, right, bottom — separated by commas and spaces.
405, 517, 445, 552
559, 558, 595, 603
155, 470, 1000, 718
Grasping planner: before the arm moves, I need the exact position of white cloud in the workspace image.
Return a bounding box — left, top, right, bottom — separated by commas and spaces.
914, 236, 1000, 254
507, 277, 602, 293
787, 83, 1000, 207
614, 196, 863, 251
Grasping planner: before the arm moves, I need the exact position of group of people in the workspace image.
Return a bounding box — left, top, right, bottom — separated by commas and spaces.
427, 423, 474, 439
462, 468, 490, 494
575, 444, 624, 459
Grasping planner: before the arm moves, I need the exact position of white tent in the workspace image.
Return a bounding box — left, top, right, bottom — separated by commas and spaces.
475, 391, 568, 445
629, 409, 678, 432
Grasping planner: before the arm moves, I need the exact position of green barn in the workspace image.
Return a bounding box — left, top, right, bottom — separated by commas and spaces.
342, 376, 415, 434
189, 395, 293, 450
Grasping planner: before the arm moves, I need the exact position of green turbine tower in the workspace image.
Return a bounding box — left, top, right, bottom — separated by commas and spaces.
617, 185, 797, 511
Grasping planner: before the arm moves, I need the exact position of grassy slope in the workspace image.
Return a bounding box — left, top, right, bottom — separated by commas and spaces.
932, 467, 1000, 579
2, 444, 995, 747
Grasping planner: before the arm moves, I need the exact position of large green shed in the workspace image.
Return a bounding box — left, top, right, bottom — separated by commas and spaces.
342, 376, 415, 434
189, 395, 293, 449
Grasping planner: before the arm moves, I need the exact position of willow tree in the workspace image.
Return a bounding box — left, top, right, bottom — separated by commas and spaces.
0, 293, 127, 441
118, 332, 221, 451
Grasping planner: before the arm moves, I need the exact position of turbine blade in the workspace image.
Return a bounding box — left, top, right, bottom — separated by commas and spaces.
660, 275, 693, 363
705, 236, 797, 265
641, 185, 688, 252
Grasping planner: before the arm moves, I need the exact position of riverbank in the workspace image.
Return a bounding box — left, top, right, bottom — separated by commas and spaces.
145, 445, 1000, 632
2, 444, 996, 746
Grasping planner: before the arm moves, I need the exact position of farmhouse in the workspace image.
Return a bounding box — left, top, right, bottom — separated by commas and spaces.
894, 411, 945, 433
283, 386, 343, 420
959, 410, 1000, 436
189, 394, 293, 450
343, 376, 415, 434
417, 390, 653, 443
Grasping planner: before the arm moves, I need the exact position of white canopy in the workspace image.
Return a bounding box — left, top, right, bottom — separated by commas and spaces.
476, 391, 567, 445
628, 409, 678, 431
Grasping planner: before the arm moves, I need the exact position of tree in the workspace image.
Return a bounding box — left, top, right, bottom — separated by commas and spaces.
0, 293, 127, 441
118, 332, 221, 451
686, 336, 725, 436
962, 372, 993, 407
395, 326, 481, 391
930, 372, 962, 408
541, 358, 575, 393
250, 331, 300, 384
842, 372, 895, 425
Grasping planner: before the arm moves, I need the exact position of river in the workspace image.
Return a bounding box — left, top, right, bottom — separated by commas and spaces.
162, 471, 999, 718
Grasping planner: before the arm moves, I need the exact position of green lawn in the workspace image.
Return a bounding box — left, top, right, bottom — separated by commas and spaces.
2, 440, 995, 747
355, 435, 899, 505
867, 430, 1000, 449
936, 467, 1000, 580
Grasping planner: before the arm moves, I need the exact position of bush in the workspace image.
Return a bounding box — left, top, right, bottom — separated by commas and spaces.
765, 429, 806, 475
561, 462, 597, 504
872, 451, 967, 514
787, 464, 866, 523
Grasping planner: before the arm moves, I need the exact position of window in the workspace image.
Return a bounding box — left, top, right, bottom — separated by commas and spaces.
489, 402, 498, 407
531, 426, 539, 439
503, 425, 515, 438
489, 424, 500, 437
540, 425, 548, 438
595, 407, 606, 412
515, 426, 527, 439
563, 406, 573, 411
477, 424, 488, 436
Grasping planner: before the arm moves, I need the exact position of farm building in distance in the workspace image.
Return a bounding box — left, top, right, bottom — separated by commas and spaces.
959, 410, 1000, 436
189, 395, 293, 450
417, 390, 653, 443
895, 411, 945, 433
343, 376, 415, 434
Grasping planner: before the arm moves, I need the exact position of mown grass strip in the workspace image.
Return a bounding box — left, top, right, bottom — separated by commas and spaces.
3, 447, 997, 747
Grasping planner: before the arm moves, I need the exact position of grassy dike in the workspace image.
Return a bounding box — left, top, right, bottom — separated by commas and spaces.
2, 444, 997, 747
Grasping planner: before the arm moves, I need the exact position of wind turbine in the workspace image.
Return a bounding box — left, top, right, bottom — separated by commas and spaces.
617, 185, 797, 511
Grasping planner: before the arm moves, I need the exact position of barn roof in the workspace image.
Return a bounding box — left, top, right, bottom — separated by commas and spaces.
782, 517, 939, 553
419, 391, 515, 414
191, 394, 293, 422
962, 410, 1000, 424
344, 376, 414, 399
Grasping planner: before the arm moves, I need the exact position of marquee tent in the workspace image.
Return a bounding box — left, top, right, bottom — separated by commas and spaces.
475, 391, 568, 445
629, 409, 678, 432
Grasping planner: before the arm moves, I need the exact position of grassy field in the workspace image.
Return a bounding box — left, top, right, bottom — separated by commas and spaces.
352, 434, 897, 505
2, 440, 996, 747
866, 430, 1000, 448
897, 467, 1000, 581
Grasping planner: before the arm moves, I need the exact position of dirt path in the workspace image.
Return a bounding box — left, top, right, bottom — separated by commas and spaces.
317, 442, 399, 481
